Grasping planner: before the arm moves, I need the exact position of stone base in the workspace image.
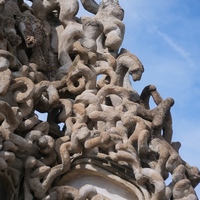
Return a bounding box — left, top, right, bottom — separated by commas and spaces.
55, 156, 150, 199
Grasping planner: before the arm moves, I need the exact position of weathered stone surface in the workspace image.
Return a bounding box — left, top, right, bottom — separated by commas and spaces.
0, 0, 199, 199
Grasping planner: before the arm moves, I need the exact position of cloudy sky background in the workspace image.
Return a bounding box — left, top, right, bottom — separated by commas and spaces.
25, 0, 200, 196
78, 0, 200, 196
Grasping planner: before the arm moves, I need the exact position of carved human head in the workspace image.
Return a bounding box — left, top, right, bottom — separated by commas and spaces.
129, 63, 144, 82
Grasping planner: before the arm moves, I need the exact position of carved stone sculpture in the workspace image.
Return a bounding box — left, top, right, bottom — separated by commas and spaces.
0, 0, 199, 199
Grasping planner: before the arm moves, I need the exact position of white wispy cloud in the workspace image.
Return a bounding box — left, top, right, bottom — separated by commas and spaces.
156, 30, 194, 67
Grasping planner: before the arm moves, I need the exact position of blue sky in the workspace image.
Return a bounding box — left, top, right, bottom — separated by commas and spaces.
78, 0, 200, 196
25, 0, 200, 196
